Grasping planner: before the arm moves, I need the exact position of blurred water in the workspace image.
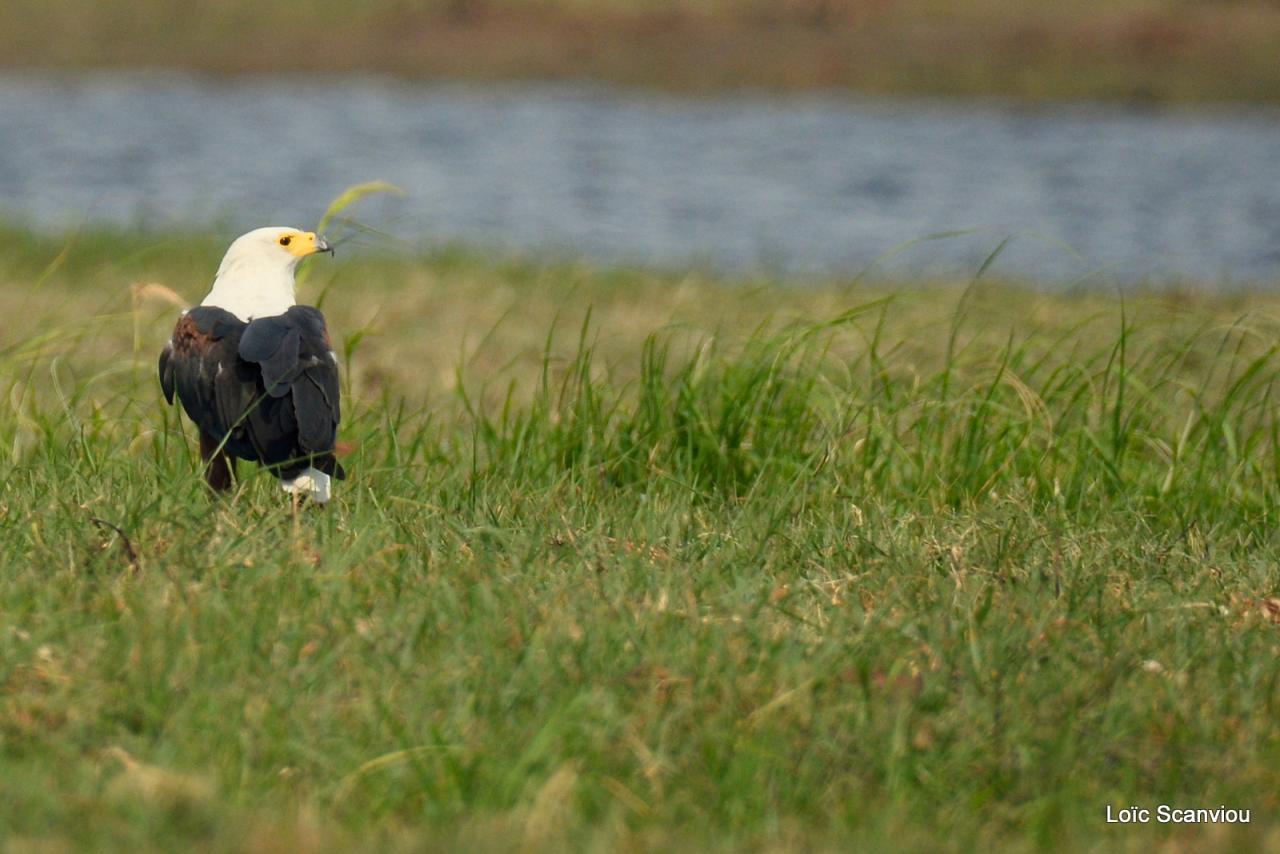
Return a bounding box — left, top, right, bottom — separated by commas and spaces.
1, 72, 1278, 283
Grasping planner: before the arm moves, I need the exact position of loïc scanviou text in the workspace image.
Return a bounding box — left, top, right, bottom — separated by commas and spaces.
1106, 805, 1251, 824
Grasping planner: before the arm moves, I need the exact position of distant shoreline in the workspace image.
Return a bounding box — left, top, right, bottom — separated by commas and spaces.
3, 0, 1280, 105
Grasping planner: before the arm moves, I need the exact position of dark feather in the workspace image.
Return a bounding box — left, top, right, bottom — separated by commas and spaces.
158, 346, 175, 404
239, 316, 301, 398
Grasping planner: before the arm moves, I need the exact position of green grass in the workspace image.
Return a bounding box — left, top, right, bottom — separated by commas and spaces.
4, 226, 1280, 851
4, 0, 1280, 103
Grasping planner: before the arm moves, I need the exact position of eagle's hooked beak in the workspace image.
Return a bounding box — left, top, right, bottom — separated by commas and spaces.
315, 235, 333, 255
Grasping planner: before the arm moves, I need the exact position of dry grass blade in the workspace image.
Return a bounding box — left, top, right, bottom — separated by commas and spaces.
88, 516, 139, 572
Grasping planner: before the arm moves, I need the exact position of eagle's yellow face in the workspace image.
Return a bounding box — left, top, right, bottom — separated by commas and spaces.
273, 230, 329, 258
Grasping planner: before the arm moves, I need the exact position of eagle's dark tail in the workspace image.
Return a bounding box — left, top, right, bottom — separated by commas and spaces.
317, 453, 347, 481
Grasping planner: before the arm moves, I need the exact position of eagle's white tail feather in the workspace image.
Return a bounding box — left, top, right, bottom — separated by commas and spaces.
282, 467, 332, 504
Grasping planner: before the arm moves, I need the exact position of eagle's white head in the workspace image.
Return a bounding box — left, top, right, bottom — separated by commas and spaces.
201, 226, 331, 321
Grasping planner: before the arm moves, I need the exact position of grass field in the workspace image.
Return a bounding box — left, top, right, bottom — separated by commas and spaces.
3, 0, 1280, 103
4, 225, 1280, 850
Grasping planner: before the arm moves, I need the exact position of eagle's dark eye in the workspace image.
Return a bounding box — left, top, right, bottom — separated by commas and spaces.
279, 236, 292, 247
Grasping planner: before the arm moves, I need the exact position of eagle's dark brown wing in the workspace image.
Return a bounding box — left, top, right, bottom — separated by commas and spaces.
159, 305, 344, 481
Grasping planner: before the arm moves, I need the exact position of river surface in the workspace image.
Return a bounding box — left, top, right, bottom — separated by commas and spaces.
1, 73, 1278, 283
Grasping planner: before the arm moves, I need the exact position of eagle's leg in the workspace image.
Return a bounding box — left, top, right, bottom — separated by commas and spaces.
198, 431, 235, 493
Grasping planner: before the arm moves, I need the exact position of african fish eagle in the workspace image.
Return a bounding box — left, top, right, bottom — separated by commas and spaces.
158, 227, 344, 503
